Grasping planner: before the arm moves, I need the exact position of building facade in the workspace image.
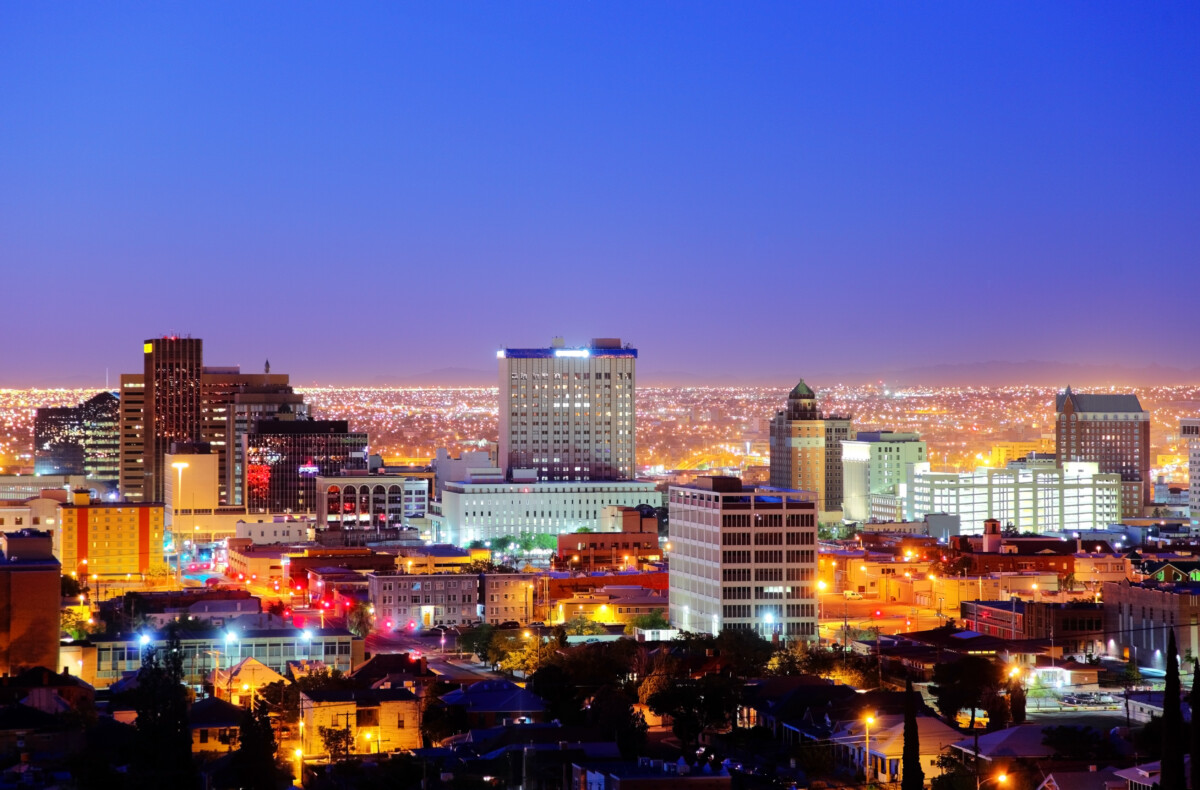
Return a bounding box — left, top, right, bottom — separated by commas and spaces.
367, 571, 480, 630
769, 380, 851, 519
433, 476, 659, 546
841, 431, 926, 523
34, 392, 121, 487
1055, 388, 1150, 520
58, 492, 166, 578
244, 419, 368, 514
497, 338, 637, 482
1101, 578, 1200, 671
668, 477, 818, 641
0, 531, 60, 676
907, 461, 1122, 535
317, 474, 429, 530
1182, 418, 1200, 526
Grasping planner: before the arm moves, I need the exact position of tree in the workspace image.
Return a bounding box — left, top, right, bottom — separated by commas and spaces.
1042, 726, 1106, 761
132, 625, 194, 785
623, 611, 670, 634
498, 639, 559, 676
1009, 682, 1027, 725
420, 681, 470, 746
586, 686, 647, 759
563, 615, 606, 635
230, 698, 285, 790
902, 679, 925, 790
1161, 629, 1186, 788
647, 674, 738, 753
1191, 660, 1200, 790
346, 602, 373, 638
61, 573, 82, 598
459, 624, 495, 659
320, 725, 353, 762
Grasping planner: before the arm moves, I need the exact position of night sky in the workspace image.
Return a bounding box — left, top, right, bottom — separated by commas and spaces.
2, 4, 1198, 386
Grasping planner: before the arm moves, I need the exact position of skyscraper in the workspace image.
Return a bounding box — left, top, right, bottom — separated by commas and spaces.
769, 380, 852, 519
1055, 387, 1150, 520
142, 336, 204, 503
119, 338, 305, 505
34, 392, 121, 488
497, 338, 636, 482
1180, 417, 1200, 525
668, 476, 817, 641
244, 417, 368, 514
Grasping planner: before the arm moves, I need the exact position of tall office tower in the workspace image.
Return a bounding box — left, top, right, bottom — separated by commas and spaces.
142, 337, 205, 504
119, 339, 304, 505
497, 337, 637, 482
668, 476, 817, 642
34, 392, 121, 487
244, 417, 368, 514
1181, 418, 1200, 525
768, 380, 852, 519
840, 431, 926, 522
200, 365, 307, 505
33, 406, 85, 476
1055, 387, 1150, 520
118, 374, 146, 500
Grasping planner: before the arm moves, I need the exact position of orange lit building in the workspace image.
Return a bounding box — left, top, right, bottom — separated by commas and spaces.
0, 530, 61, 675
58, 491, 166, 578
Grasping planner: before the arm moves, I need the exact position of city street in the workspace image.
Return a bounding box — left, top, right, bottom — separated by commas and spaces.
818, 592, 949, 643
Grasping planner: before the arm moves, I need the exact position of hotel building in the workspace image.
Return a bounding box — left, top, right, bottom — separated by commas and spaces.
668, 476, 818, 642
1055, 388, 1150, 520
769, 380, 851, 520
58, 491, 167, 578
497, 337, 637, 482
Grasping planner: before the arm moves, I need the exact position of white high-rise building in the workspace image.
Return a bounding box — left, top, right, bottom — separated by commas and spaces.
498, 338, 636, 482
841, 431, 926, 523
1181, 418, 1200, 524
668, 476, 818, 642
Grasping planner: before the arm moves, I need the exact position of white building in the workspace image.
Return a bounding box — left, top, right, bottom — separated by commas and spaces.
497, 337, 637, 482
431, 472, 659, 546
315, 475, 429, 530
668, 476, 818, 642
235, 518, 313, 544
841, 431, 926, 523
433, 447, 495, 500
367, 572, 480, 630
907, 461, 1121, 535
1182, 418, 1200, 525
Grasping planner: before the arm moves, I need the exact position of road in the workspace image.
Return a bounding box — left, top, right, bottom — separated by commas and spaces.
818, 593, 950, 643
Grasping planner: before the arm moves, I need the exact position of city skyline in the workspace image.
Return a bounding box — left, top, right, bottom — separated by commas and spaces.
3, 4, 1200, 385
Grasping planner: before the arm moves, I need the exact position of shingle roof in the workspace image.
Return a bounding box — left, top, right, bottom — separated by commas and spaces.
1056, 388, 1145, 414
440, 680, 545, 714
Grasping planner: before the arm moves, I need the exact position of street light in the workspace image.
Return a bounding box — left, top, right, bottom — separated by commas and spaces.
979, 773, 1007, 789
817, 580, 827, 621
863, 715, 875, 782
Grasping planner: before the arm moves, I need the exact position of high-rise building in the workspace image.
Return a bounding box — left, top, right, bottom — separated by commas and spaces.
769, 380, 851, 519
1181, 418, 1200, 525
841, 431, 926, 523
244, 418, 368, 514
119, 338, 305, 505
497, 338, 636, 482
668, 476, 818, 642
33, 392, 120, 487
1055, 387, 1150, 520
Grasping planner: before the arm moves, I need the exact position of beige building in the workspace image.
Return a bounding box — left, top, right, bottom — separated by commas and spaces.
483, 572, 540, 625
299, 688, 420, 757
367, 571, 480, 630
769, 380, 851, 520
59, 491, 166, 578
552, 585, 666, 625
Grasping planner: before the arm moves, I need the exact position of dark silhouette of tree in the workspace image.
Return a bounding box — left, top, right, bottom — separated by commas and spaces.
228, 698, 285, 790
319, 725, 353, 762
132, 625, 193, 785
1010, 682, 1027, 724
585, 686, 647, 759
1042, 725, 1106, 761
1191, 659, 1200, 790
902, 679, 925, 790
1161, 629, 1185, 788
647, 673, 737, 754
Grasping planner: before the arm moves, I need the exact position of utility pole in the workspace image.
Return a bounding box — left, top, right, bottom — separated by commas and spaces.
874, 626, 882, 688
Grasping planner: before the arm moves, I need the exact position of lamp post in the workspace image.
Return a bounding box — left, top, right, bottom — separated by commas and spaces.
293, 748, 304, 786
978, 772, 1007, 790
817, 580, 827, 622
171, 461, 189, 589
764, 612, 775, 643
863, 714, 874, 782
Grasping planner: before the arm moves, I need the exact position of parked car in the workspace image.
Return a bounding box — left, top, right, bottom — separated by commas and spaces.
844, 590, 863, 600
498, 621, 522, 629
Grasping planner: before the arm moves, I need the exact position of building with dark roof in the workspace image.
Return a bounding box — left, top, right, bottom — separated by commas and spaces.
769, 379, 851, 518
0, 531, 60, 676
299, 687, 420, 755
1055, 386, 1150, 520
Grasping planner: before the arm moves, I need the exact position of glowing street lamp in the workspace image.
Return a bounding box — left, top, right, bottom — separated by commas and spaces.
864, 715, 875, 782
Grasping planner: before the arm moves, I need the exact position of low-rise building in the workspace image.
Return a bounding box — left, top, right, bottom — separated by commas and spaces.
556, 506, 661, 572
0, 530, 61, 676
483, 572, 540, 625
299, 687, 420, 756
367, 572, 480, 630
1101, 577, 1200, 671
190, 696, 243, 753
58, 491, 167, 578
551, 586, 667, 626
234, 518, 313, 544
391, 544, 488, 574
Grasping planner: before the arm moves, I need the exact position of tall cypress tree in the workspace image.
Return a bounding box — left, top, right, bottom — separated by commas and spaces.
1160, 629, 1185, 788
902, 678, 925, 790
1190, 659, 1200, 790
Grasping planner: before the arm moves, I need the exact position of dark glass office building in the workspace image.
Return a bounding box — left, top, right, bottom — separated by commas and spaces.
34, 392, 120, 487
244, 419, 368, 514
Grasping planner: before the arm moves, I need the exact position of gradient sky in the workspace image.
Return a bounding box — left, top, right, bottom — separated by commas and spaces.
2, 3, 1198, 386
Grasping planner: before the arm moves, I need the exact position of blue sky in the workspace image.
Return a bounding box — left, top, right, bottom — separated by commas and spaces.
2, 3, 1197, 385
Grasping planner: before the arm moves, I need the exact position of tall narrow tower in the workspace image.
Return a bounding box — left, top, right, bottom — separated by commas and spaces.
142, 337, 204, 502
769, 380, 851, 519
